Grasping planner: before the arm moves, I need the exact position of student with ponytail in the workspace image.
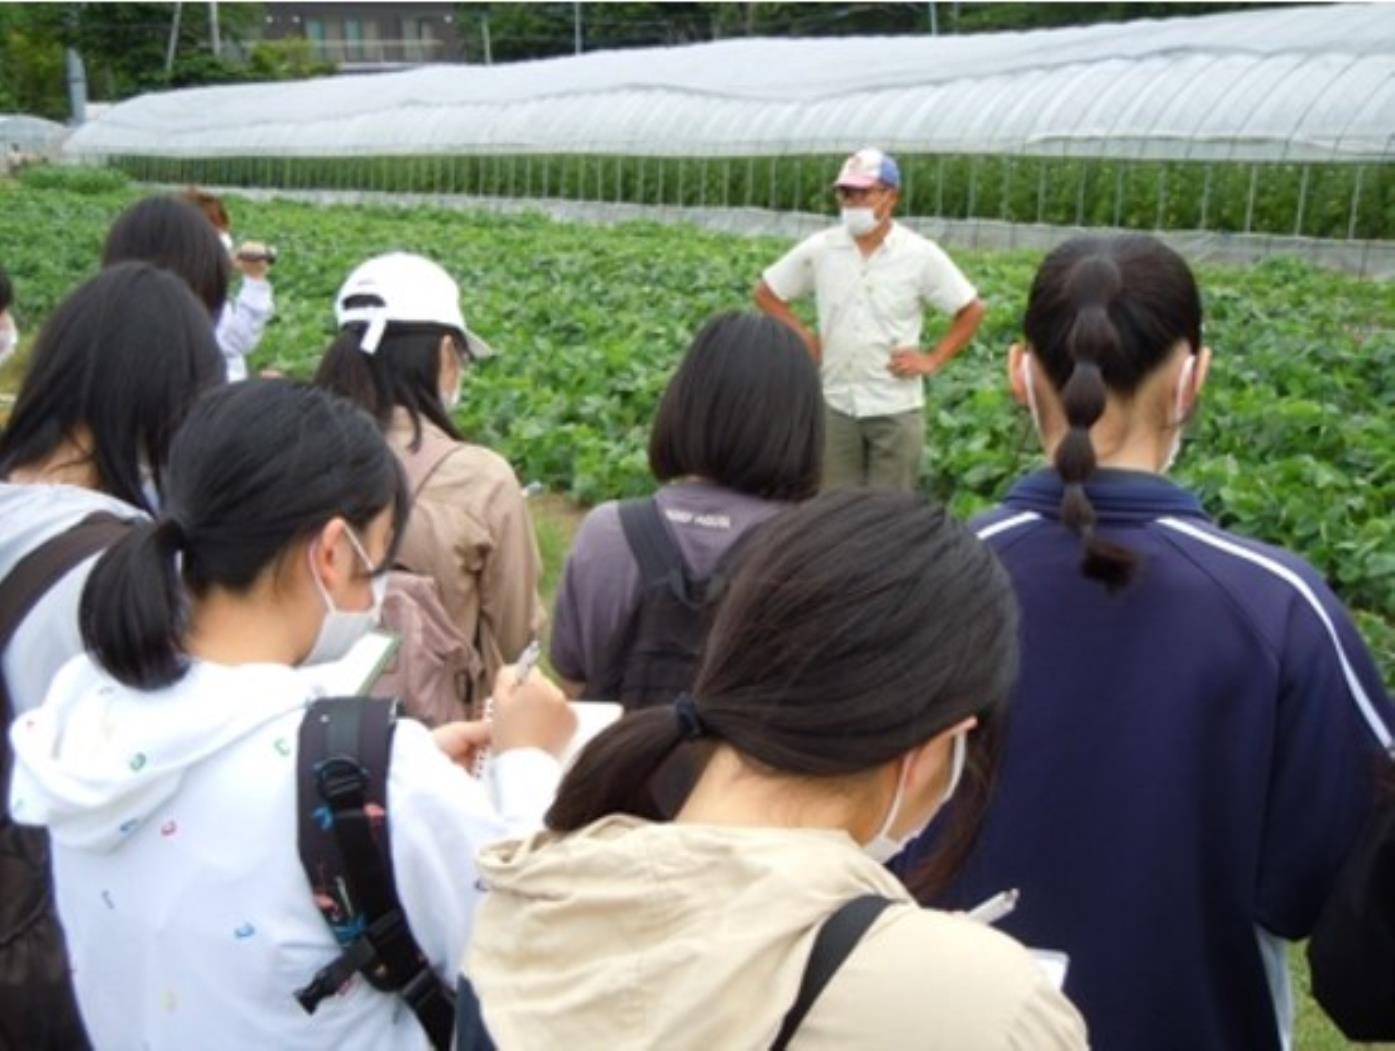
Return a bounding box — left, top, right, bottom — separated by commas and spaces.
0, 263, 223, 1049
461, 490, 1087, 1049
8, 381, 574, 1050
898, 234, 1395, 1050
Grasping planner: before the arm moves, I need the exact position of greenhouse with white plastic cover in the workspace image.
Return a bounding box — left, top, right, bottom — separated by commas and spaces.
60, 3, 1395, 274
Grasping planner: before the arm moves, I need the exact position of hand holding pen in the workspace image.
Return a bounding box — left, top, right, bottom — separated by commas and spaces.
468, 641, 575, 778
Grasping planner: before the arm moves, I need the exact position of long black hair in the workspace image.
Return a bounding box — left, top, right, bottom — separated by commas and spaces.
0, 263, 224, 513
547, 489, 1019, 896
79, 380, 410, 690
101, 195, 231, 319
1023, 233, 1203, 591
314, 306, 465, 450
649, 311, 823, 501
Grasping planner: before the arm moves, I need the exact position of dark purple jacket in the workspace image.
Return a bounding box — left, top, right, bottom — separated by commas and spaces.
900, 469, 1394, 1051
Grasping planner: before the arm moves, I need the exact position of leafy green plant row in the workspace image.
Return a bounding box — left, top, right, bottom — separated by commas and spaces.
2, 180, 1391, 683
104, 152, 1395, 240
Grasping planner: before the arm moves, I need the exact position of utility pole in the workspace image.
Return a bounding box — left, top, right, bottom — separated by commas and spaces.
481, 14, 492, 64
209, 0, 221, 58
65, 48, 87, 125
929, 3, 938, 35
573, 2, 582, 54
165, 1, 183, 77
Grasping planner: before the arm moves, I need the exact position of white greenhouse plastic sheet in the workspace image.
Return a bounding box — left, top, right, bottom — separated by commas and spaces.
65, 5, 1395, 164
173, 185, 1395, 280
0, 114, 67, 155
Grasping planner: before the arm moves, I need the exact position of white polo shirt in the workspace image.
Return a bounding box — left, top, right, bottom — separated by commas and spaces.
762, 222, 977, 419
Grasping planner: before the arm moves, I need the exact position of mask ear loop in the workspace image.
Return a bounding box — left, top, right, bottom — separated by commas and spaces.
1172, 353, 1197, 427
1022, 353, 1043, 435
1160, 353, 1198, 474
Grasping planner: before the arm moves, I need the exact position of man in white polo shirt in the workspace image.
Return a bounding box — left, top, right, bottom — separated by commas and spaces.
754, 148, 985, 490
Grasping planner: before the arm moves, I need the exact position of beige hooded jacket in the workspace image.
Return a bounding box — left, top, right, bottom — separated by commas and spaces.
465, 816, 1088, 1050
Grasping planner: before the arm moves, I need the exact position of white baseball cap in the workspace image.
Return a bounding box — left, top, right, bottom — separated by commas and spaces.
333, 252, 496, 359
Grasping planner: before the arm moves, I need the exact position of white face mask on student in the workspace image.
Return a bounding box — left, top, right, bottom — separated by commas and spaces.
841, 207, 880, 238
862, 730, 968, 864
302, 527, 387, 665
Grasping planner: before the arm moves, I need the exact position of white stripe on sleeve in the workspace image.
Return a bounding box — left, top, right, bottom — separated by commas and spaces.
1158, 516, 1393, 752
975, 511, 1041, 542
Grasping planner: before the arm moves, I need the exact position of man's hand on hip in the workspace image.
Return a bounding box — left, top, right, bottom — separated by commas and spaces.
888, 347, 939, 378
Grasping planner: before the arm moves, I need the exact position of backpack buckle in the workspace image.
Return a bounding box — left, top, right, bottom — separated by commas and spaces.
400, 965, 448, 1013
315, 756, 369, 806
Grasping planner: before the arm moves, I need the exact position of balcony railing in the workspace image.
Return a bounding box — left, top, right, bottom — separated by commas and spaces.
307, 37, 447, 65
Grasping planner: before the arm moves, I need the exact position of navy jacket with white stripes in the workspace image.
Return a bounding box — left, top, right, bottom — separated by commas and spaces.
898, 469, 1394, 1051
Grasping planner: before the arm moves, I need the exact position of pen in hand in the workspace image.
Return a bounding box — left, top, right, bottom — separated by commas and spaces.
966, 888, 1019, 926
471, 640, 542, 779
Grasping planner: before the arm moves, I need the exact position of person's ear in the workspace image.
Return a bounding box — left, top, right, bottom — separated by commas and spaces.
1008, 343, 1029, 407
307, 517, 351, 593
1189, 345, 1213, 407
438, 335, 461, 393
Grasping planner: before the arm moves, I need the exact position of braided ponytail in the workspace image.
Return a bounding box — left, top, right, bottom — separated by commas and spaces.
1051, 256, 1140, 591
1024, 235, 1203, 592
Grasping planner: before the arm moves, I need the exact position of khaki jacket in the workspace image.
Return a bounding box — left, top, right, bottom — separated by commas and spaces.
385, 410, 543, 702
466, 816, 1088, 1050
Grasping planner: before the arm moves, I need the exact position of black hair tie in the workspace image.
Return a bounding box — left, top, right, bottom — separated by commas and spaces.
673, 693, 708, 740
155, 516, 188, 551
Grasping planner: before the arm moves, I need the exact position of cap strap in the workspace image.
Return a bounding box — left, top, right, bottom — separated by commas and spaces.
360, 311, 389, 355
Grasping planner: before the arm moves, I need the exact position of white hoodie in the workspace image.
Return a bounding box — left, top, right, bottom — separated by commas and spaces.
10, 654, 558, 1051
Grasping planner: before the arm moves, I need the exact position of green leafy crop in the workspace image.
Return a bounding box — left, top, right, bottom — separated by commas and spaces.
1, 180, 1390, 683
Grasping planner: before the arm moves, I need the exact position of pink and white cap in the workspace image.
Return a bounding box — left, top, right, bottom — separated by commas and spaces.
834, 148, 902, 190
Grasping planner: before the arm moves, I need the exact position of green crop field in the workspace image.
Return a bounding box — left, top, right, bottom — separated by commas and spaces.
104, 152, 1395, 241
1, 169, 1392, 1048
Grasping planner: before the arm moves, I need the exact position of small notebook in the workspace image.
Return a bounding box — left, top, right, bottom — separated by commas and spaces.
1030, 949, 1070, 991
561, 701, 624, 768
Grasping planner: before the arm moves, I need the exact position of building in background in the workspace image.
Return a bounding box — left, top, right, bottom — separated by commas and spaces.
261, 3, 466, 69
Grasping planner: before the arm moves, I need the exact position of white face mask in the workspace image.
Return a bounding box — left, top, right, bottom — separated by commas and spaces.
0, 317, 18, 364
840, 207, 879, 238
863, 731, 968, 863
302, 527, 387, 666
1159, 354, 1197, 473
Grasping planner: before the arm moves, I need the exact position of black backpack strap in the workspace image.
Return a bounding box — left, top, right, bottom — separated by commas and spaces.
617, 497, 688, 593
1, 512, 131, 782
294, 697, 455, 1049
769, 895, 896, 1051
0, 512, 131, 659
